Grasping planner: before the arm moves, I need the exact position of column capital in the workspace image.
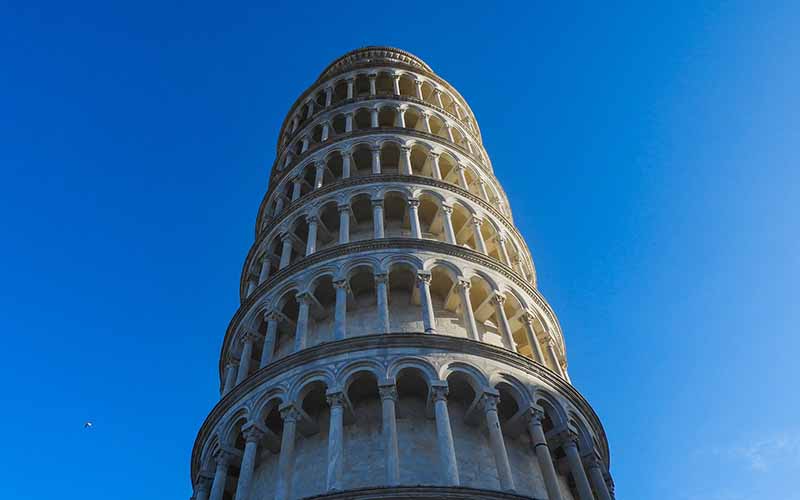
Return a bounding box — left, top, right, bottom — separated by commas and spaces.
429, 151, 441, 159
240, 331, 260, 345
490, 293, 506, 306
326, 391, 346, 408
471, 216, 483, 227
457, 279, 471, 290
337, 203, 351, 213
583, 453, 604, 470
554, 429, 580, 448
280, 231, 293, 242
296, 292, 313, 305
528, 406, 546, 424
430, 384, 449, 402
305, 214, 317, 224
399, 145, 411, 153
227, 357, 240, 368
416, 272, 432, 285
333, 279, 349, 290
379, 384, 398, 402
371, 198, 384, 208
264, 309, 281, 322
369, 143, 381, 152
441, 204, 454, 215
480, 392, 500, 412
242, 422, 267, 443
521, 311, 536, 325
407, 198, 420, 208
374, 273, 389, 285
279, 403, 302, 423
214, 448, 237, 466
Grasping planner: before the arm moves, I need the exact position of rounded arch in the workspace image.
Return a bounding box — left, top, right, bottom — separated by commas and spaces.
387, 356, 440, 384
289, 368, 337, 402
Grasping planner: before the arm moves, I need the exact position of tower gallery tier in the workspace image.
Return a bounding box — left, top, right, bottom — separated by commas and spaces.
189, 47, 614, 500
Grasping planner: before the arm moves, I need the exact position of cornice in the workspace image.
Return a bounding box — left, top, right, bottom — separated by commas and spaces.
229, 238, 560, 355
248, 175, 533, 283
279, 93, 484, 158
268, 128, 491, 194
304, 485, 540, 500
191, 334, 608, 480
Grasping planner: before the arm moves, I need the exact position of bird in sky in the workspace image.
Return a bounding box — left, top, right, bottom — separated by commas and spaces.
84, 421, 93, 428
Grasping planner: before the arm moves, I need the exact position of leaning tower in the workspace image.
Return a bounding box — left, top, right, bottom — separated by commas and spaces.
190, 47, 614, 500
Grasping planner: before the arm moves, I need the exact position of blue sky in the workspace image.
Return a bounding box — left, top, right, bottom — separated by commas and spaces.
1, 1, 798, 499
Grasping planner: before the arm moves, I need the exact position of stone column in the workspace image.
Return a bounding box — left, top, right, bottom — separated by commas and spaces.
379, 385, 400, 485
478, 180, 490, 200
321, 122, 329, 142
471, 218, 487, 254
258, 256, 271, 284
338, 204, 350, 244
370, 108, 379, 128
236, 333, 257, 385
435, 89, 444, 108
345, 112, 353, 133
492, 294, 517, 352
430, 152, 442, 179
522, 313, 546, 364
208, 450, 234, 500
528, 408, 563, 500
222, 360, 238, 395
546, 338, 565, 377
445, 124, 455, 142
482, 393, 515, 492
291, 178, 302, 201
399, 145, 412, 175
279, 233, 293, 269
414, 79, 423, 99
274, 195, 285, 215
561, 433, 595, 500
422, 113, 432, 133
372, 199, 385, 238
392, 74, 401, 95
275, 405, 300, 500
246, 277, 256, 297
234, 423, 265, 500
324, 86, 332, 107
326, 391, 345, 491
291, 115, 299, 132
457, 280, 480, 341
346, 78, 354, 99
368, 74, 376, 96
397, 108, 406, 128
294, 293, 310, 352
370, 145, 381, 174
333, 279, 348, 340
301, 136, 309, 153
342, 149, 351, 178
260, 312, 278, 368
375, 273, 390, 333
431, 385, 459, 486
441, 205, 456, 244
305, 215, 318, 256
498, 236, 512, 266
417, 272, 436, 334
314, 163, 325, 189
193, 474, 212, 500
586, 455, 613, 500
306, 101, 314, 118
408, 199, 421, 238
456, 165, 469, 189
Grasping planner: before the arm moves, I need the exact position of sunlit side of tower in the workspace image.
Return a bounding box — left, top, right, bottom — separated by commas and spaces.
189, 47, 615, 500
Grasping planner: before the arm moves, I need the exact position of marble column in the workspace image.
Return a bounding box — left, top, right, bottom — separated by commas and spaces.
397, 108, 406, 128
375, 273, 390, 333
368, 74, 376, 96
314, 163, 325, 189
222, 360, 238, 395
547, 338, 566, 377
301, 136, 309, 153
324, 86, 332, 107
346, 78, 353, 99
482, 393, 515, 492
478, 180, 490, 200
371, 146, 381, 174
260, 312, 278, 368
258, 255, 271, 284
392, 75, 400, 95
586, 455, 613, 500
492, 294, 517, 352
246, 277, 256, 297
321, 122, 329, 142
435, 89, 444, 108
430, 152, 442, 180
234, 423, 265, 500
305, 215, 318, 256
497, 236, 512, 266
522, 313, 546, 364
370, 108, 379, 128
333, 279, 347, 340
441, 205, 456, 244
457, 280, 480, 341
279, 233, 293, 269
456, 165, 469, 190
417, 272, 436, 334
193, 474, 212, 500
338, 204, 350, 244
342, 149, 351, 178
414, 80, 423, 99
294, 293, 310, 352
208, 450, 234, 500
422, 113, 432, 134
275, 405, 300, 500
472, 218, 487, 254
345, 113, 353, 133
561, 433, 595, 500
291, 178, 302, 201
528, 408, 563, 500
372, 199, 385, 238
408, 199, 422, 238
326, 391, 345, 491
431, 385, 459, 486
399, 146, 412, 175
379, 385, 400, 485
235, 333, 256, 385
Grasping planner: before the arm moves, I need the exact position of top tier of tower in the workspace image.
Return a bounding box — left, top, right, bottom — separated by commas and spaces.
269, 47, 487, 187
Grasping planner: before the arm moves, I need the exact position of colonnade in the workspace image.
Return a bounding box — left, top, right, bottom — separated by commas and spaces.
198, 388, 613, 500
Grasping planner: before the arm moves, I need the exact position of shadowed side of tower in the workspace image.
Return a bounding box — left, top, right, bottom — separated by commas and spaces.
189, 46, 614, 500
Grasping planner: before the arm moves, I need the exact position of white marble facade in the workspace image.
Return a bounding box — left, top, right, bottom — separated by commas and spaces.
189, 47, 614, 500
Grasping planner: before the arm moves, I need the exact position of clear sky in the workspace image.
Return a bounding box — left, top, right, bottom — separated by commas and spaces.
1, 1, 798, 499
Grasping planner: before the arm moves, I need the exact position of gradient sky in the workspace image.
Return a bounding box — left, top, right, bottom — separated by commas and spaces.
1, 2, 798, 499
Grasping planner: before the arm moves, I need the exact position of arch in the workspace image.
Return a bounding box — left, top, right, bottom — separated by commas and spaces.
289, 368, 336, 401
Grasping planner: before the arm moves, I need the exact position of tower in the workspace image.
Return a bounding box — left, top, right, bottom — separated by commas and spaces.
190, 47, 614, 500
